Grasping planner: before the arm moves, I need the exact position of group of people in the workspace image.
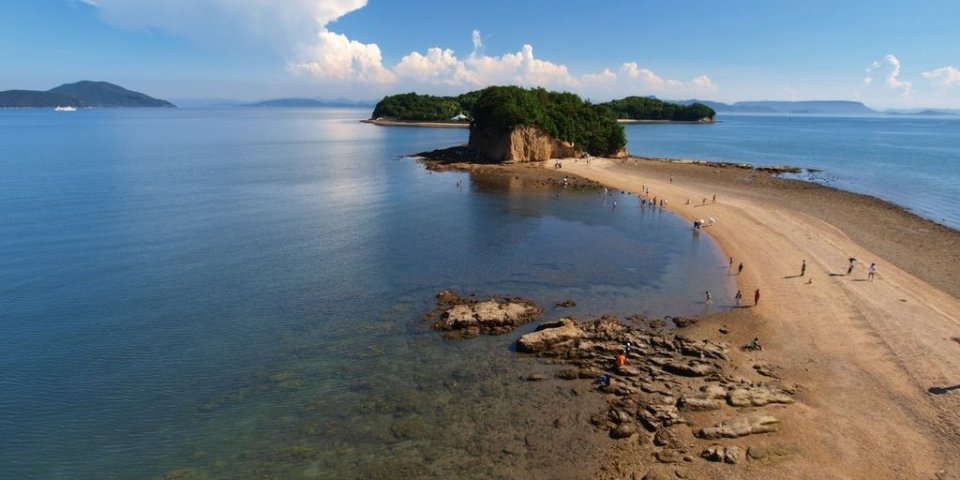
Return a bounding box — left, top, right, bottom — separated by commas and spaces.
708, 287, 760, 307
845, 258, 878, 280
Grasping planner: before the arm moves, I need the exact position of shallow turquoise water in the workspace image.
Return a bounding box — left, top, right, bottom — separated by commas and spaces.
625, 114, 960, 229
0, 108, 734, 479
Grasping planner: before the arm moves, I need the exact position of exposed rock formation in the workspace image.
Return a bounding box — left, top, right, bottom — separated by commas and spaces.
697, 414, 781, 439
468, 125, 582, 163
514, 315, 801, 470
423, 290, 542, 339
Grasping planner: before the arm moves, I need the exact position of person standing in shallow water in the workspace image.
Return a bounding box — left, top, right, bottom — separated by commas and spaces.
735, 290, 743, 307
705, 291, 712, 304
754, 289, 761, 306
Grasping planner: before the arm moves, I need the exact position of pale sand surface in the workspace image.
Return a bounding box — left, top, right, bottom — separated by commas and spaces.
557, 157, 960, 479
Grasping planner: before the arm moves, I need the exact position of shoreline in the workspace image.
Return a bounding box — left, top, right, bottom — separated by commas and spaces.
363, 118, 718, 128
554, 156, 960, 478
362, 118, 469, 128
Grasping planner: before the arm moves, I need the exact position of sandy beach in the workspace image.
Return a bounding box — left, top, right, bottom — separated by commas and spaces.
550, 156, 960, 479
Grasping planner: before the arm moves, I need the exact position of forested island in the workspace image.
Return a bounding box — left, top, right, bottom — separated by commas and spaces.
386, 86, 626, 162
0, 81, 174, 108
600, 96, 716, 122
370, 89, 715, 123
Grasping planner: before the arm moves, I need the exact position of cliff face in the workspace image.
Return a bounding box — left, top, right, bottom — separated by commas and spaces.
469, 125, 582, 163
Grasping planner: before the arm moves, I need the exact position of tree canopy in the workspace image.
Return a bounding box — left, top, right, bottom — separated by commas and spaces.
370, 88, 719, 156
599, 96, 715, 121
471, 86, 626, 156
371, 92, 474, 121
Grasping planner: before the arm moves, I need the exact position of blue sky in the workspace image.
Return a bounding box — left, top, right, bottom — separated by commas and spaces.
2, 0, 959, 108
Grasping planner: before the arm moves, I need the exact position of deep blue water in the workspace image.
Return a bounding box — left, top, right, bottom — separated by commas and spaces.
625, 114, 960, 229
0, 108, 733, 479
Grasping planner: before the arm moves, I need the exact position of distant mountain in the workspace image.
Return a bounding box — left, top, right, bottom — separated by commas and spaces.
678, 99, 875, 115
244, 97, 375, 108
883, 108, 960, 116
0, 81, 174, 108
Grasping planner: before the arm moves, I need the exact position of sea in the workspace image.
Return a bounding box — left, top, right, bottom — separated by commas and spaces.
625, 113, 960, 229
1, 107, 732, 480
0, 108, 956, 479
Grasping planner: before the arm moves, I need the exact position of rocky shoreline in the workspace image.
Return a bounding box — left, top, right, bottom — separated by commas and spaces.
427, 292, 802, 478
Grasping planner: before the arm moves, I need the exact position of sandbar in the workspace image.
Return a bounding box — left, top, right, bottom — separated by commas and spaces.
554, 156, 960, 479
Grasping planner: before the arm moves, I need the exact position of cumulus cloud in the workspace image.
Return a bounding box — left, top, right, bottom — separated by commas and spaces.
578, 62, 716, 98
292, 29, 395, 84
394, 48, 476, 86
921, 66, 960, 88
864, 54, 911, 96
86, 0, 394, 85
84, 3, 718, 97
582, 69, 617, 84
394, 41, 578, 89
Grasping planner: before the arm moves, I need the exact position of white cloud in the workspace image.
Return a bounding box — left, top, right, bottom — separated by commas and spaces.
921, 66, 960, 88
582, 69, 617, 84
471, 30, 483, 56
87, 0, 394, 85
394, 48, 476, 86
84, 4, 719, 99
466, 44, 579, 88
864, 54, 911, 96
292, 29, 395, 84
395, 41, 578, 89
576, 62, 716, 98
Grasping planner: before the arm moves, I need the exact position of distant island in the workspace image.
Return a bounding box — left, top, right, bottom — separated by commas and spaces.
370, 90, 716, 124
243, 98, 374, 108
0, 81, 175, 108
679, 99, 875, 115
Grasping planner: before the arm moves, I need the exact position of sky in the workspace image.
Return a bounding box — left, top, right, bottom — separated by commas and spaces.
2, 0, 959, 109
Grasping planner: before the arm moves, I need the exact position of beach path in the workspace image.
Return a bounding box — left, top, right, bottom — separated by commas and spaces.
560, 157, 960, 479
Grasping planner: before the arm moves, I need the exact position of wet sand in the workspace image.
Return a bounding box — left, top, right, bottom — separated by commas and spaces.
555, 156, 960, 479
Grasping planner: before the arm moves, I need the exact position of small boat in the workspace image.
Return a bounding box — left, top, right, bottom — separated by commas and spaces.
54, 106, 77, 112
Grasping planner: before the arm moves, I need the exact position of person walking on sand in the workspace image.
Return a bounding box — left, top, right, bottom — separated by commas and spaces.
754, 289, 761, 306
801, 259, 807, 277
847, 258, 856, 275
738, 262, 744, 275
735, 290, 743, 307
868, 263, 877, 281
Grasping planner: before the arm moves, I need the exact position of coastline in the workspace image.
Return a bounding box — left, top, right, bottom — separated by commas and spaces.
554, 156, 960, 478
364, 118, 717, 128
362, 118, 469, 128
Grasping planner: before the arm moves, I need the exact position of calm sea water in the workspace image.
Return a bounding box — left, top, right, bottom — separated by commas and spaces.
625, 114, 960, 229
0, 108, 734, 479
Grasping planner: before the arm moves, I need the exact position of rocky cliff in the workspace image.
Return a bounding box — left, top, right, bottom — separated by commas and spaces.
468, 125, 583, 163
